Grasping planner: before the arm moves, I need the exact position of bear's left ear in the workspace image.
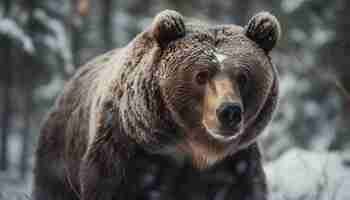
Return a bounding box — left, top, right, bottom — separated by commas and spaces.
244, 12, 281, 52
149, 10, 186, 48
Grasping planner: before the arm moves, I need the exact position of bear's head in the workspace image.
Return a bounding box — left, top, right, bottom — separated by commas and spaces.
118, 10, 280, 168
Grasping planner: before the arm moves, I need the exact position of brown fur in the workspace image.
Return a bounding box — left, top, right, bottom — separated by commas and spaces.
33, 10, 281, 200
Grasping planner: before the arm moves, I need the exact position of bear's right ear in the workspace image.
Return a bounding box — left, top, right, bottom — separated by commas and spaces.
149, 10, 186, 48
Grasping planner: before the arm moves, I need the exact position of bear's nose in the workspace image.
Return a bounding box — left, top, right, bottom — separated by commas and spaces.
216, 102, 242, 129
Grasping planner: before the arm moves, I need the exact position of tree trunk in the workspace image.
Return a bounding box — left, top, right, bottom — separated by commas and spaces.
0, 38, 12, 172
19, 66, 32, 180
102, 0, 113, 50
333, 0, 350, 93
0, 0, 13, 171
16, 0, 36, 178
72, 20, 83, 67
321, 0, 350, 149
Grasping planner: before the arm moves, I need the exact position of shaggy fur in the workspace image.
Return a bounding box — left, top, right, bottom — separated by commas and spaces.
33, 10, 281, 200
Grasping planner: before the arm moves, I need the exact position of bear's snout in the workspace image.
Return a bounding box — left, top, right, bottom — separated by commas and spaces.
216, 102, 243, 133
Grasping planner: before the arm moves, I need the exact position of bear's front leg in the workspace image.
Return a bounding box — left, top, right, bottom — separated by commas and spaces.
223, 142, 267, 200
79, 140, 134, 200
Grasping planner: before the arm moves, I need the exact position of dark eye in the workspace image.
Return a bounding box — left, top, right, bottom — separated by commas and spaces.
237, 72, 249, 93
195, 71, 210, 85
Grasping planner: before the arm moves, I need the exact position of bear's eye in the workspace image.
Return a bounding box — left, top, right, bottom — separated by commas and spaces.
195, 71, 210, 85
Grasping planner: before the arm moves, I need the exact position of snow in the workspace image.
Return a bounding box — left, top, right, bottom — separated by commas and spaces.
261, 49, 342, 159
0, 18, 35, 53
33, 9, 73, 72
311, 28, 333, 46
265, 148, 350, 200
290, 28, 308, 43
281, 0, 306, 13
34, 76, 65, 100
0, 134, 33, 200
8, 134, 22, 170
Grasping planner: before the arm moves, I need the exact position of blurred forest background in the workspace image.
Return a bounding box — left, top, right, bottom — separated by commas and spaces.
0, 0, 350, 199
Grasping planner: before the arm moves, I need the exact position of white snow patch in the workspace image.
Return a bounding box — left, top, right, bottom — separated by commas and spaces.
265, 148, 350, 200
281, 0, 306, 13
0, 18, 34, 53
35, 76, 65, 99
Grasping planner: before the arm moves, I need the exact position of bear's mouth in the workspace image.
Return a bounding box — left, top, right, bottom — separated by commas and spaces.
203, 124, 243, 142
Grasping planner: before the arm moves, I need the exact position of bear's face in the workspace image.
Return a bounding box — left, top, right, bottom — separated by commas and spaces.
124, 10, 280, 167
153, 11, 280, 167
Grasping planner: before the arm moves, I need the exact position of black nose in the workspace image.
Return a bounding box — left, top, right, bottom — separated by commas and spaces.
216, 102, 242, 129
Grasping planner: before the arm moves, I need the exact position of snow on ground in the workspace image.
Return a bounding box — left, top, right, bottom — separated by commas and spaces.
0, 175, 32, 200
265, 148, 350, 200
0, 133, 33, 200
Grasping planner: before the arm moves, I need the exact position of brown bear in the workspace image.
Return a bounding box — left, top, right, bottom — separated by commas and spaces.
33, 10, 280, 200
